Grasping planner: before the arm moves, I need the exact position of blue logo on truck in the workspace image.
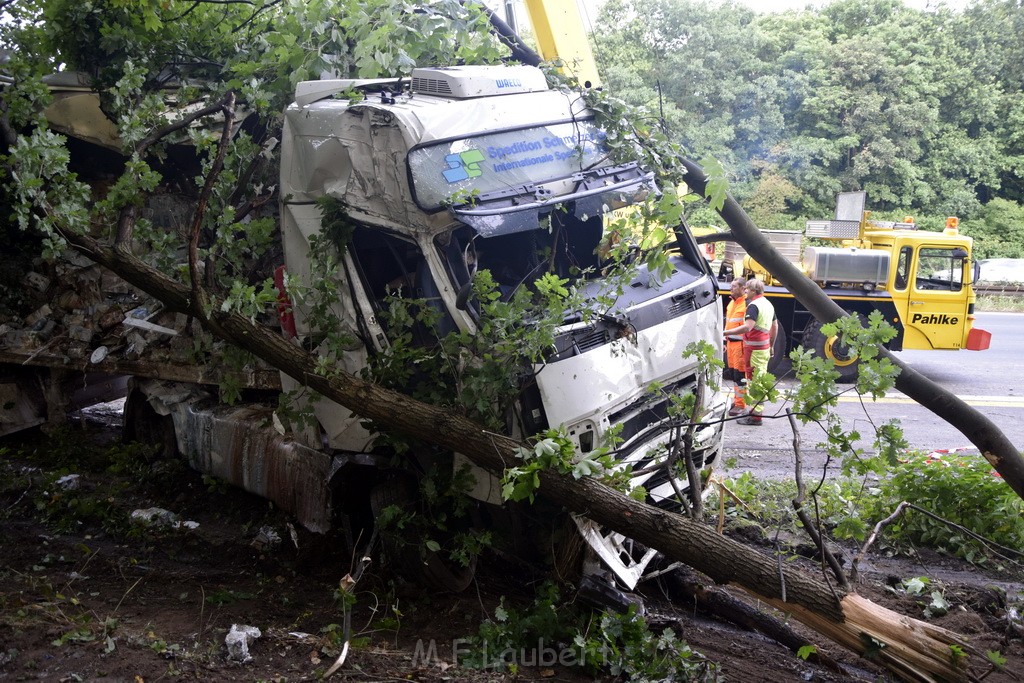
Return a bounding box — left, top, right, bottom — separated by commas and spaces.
442, 149, 486, 183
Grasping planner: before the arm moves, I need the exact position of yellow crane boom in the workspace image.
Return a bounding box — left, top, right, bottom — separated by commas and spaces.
522, 0, 601, 88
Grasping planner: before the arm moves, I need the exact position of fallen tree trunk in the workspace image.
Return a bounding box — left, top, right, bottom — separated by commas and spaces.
66, 230, 977, 681
677, 157, 1024, 501
661, 566, 846, 674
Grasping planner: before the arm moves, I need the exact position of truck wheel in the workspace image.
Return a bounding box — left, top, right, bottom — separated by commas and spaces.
802, 319, 859, 383
122, 387, 179, 459
369, 476, 477, 593
766, 328, 788, 376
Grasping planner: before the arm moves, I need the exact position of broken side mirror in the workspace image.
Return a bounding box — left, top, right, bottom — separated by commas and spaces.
455, 281, 479, 321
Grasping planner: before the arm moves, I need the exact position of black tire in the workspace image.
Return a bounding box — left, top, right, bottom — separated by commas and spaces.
122, 387, 179, 459
802, 319, 860, 383
766, 326, 788, 376
369, 476, 476, 593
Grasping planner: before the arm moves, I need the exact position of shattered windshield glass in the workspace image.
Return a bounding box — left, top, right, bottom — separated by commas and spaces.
408, 120, 610, 210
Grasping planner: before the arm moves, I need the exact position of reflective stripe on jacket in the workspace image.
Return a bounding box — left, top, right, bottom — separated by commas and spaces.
743, 295, 775, 349
725, 295, 746, 342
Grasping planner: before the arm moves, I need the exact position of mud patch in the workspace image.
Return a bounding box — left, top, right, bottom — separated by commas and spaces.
1, 425, 1022, 682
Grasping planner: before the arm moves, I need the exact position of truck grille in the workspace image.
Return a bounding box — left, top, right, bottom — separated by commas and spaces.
609, 378, 692, 446
609, 378, 723, 510
668, 291, 696, 318
548, 324, 613, 361
573, 327, 610, 354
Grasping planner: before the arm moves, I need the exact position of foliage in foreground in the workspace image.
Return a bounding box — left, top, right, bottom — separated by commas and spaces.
862, 451, 1024, 562
720, 449, 1024, 564
712, 312, 1023, 564
462, 582, 717, 681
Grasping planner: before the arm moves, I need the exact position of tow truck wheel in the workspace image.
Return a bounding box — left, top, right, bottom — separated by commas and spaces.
369, 475, 477, 593
802, 319, 859, 384
122, 386, 179, 459
766, 327, 788, 376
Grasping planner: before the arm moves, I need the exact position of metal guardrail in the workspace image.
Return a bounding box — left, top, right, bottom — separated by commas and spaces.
975, 284, 1024, 297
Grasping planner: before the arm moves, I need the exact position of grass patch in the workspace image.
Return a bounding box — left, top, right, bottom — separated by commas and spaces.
975, 293, 1024, 312
0, 426, 185, 537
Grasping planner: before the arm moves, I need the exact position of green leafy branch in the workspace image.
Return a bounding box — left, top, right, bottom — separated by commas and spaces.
501, 428, 636, 504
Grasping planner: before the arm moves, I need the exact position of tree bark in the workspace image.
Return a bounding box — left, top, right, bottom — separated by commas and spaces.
63, 229, 977, 681
678, 156, 1024, 501
662, 566, 847, 675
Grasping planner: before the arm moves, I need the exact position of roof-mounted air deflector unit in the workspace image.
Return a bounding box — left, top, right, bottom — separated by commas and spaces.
806, 190, 866, 239
410, 65, 549, 98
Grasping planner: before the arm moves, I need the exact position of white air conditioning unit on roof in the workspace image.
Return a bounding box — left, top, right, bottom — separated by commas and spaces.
410, 65, 548, 98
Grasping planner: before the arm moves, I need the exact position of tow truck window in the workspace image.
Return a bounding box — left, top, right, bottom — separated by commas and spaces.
408, 120, 609, 210
915, 247, 965, 292
894, 246, 911, 290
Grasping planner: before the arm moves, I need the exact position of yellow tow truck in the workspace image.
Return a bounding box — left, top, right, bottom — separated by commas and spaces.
720, 191, 991, 380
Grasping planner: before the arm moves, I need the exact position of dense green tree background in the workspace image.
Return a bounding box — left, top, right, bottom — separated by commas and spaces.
3, 0, 1022, 256
592, 0, 1024, 254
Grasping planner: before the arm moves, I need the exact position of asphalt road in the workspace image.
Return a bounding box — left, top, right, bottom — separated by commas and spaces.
720, 311, 1023, 478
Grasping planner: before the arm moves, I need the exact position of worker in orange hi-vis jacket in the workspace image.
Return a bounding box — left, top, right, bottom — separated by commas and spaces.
724, 277, 747, 417
725, 278, 779, 426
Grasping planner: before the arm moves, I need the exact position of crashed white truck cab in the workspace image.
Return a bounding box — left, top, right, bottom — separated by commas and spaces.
271, 64, 727, 586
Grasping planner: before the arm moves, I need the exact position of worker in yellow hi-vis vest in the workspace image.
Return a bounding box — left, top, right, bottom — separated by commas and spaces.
724, 278, 778, 426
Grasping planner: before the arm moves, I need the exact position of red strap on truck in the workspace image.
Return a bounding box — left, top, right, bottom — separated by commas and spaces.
274, 265, 297, 339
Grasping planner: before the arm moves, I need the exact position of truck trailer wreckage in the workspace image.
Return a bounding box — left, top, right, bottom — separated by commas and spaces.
1, 64, 728, 591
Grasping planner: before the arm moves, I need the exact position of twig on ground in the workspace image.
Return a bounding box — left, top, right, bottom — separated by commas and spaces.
325, 530, 377, 679
851, 501, 1024, 582
788, 408, 849, 593
112, 577, 144, 615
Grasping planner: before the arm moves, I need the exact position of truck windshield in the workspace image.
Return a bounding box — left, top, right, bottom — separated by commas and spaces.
408, 120, 610, 210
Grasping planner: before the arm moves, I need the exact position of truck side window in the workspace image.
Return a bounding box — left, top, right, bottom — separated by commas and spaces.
350, 227, 419, 299
914, 247, 964, 292
894, 246, 911, 290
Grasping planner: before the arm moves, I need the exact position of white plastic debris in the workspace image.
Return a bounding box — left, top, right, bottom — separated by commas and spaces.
129, 508, 199, 531
130, 508, 179, 527
55, 474, 81, 490
122, 317, 179, 336
251, 526, 281, 549
225, 624, 262, 662
272, 411, 286, 435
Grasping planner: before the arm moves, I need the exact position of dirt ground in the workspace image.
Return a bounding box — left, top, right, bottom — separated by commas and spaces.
1, 421, 1022, 683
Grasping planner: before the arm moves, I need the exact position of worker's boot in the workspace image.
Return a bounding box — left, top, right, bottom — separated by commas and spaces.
730, 381, 747, 416
737, 415, 762, 426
